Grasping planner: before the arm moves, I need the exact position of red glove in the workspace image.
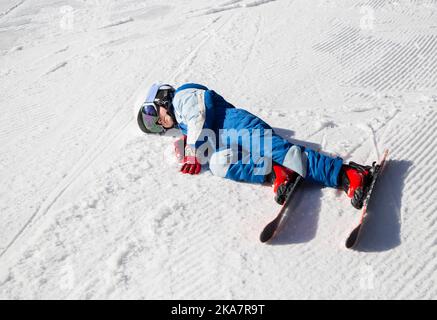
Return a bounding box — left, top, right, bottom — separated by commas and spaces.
181, 156, 201, 175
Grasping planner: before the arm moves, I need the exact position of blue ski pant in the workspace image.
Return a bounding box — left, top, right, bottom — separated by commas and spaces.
207, 108, 343, 188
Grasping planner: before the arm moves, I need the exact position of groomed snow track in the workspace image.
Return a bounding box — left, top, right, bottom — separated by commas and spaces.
0, 0, 436, 299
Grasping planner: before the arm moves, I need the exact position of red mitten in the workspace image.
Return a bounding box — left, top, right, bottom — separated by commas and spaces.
180, 156, 201, 175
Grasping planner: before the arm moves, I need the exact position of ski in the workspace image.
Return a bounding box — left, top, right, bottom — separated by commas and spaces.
260, 175, 303, 243
345, 149, 389, 249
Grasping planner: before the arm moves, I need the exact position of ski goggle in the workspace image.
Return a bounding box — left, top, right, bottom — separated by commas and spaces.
140, 102, 164, 134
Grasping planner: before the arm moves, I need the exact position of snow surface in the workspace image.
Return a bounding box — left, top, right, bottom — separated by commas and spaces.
0, 0, 437, 299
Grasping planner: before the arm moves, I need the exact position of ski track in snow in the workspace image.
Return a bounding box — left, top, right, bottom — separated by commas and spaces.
199, 0, 276, 16
46, 61, 68, 75
0, 0, 26, 19
1, 0, 437, 299
101, 17, 134, 29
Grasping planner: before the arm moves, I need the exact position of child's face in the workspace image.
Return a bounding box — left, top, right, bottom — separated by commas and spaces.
157, 107, 174, 129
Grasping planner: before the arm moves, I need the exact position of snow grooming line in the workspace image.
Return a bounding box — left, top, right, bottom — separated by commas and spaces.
260, 175, 303, 243
345, 149, 389, 250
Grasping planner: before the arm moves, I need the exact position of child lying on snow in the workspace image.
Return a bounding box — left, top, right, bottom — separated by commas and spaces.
137, 82, 373, 209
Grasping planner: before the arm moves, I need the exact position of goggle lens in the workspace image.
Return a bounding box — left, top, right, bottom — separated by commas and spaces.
141, 104, 164, 133
142, 103, 158, 116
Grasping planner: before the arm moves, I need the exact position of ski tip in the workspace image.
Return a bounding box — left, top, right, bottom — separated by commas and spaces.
260, 219, 279, 243
259, 235, 270, 243
259, 175, 303, 244
345, 225, 361, 249
260, 228, 274, 243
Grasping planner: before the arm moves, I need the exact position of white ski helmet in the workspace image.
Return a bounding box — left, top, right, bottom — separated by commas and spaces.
137, 83, 176, 134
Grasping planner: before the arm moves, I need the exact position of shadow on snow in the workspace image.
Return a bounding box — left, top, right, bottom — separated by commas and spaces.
265, 149, 410, 251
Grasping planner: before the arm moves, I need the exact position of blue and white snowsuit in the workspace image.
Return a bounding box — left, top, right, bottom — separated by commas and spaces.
172, 83, 343, 188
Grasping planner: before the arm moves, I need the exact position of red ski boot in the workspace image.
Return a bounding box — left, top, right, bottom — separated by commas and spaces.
340, 162, 373, 209
271, 164, 298, 205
